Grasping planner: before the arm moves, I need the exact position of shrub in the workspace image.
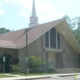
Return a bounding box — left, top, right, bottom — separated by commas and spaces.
28, 56, 45, 72
10, 64, 20, 73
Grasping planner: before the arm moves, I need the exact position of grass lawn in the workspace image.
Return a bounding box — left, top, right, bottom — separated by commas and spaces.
0, 72, 56, 78
0, 74, 14, 78
16, 72, 56, 76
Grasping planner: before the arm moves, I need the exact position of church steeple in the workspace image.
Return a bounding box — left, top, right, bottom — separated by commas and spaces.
29, 0, 38, 28
32, 0, 36, 17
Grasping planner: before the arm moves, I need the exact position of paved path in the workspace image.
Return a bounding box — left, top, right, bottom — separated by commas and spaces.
33, 76, 79, 80
0, 73, 80, 80
34, 78, 79, 80
0, 75, 51, 80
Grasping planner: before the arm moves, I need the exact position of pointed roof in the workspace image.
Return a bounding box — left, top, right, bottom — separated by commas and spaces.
0, 19, 62, 49
29, 0, 38, 28
32, 0, 36, 17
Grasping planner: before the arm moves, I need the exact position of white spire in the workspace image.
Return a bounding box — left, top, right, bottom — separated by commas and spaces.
32, 0, 36, 17
29, 0, 38, 28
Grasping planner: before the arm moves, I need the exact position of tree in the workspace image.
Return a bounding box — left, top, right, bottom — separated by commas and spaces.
63, 15, 77, 30
28, 56, 45, 73
0, 27, 11, 34
63, 15, 80, 44
73, 20, 80, 44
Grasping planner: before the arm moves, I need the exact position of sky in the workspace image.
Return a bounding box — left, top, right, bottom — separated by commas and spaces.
0, 0, 80, 30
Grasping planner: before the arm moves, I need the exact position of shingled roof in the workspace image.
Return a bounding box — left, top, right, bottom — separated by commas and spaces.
0, 19, 63, 49
0, 18, 80, 53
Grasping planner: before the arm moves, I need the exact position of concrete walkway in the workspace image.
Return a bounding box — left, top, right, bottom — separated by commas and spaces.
0, 74, 51, 80
0, 73, 80, 80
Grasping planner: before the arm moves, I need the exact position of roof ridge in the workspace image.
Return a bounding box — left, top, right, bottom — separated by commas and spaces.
38, 18, 63, 26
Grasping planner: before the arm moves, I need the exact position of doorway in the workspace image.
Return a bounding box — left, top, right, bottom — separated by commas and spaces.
0, 53, 12, 73
48, 52, 56, 69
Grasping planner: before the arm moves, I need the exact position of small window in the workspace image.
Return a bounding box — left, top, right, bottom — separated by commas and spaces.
45, 32, 49, 47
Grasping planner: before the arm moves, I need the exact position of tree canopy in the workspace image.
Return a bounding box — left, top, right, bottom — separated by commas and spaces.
63, 15, 78, 30
0, 27, 11, 34
64, 15, 80, 44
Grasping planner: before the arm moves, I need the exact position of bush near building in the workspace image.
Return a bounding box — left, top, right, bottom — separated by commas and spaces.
28, 56, 45, 73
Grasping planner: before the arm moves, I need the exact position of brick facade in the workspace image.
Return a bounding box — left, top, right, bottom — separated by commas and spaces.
19, 33, 79, 73
0, 48, 18, 72
61, 35, 79, 68
56, 35, 79, 73
0, 33, 79, 73
19, 35, 45, 72
0, 48, 18, 58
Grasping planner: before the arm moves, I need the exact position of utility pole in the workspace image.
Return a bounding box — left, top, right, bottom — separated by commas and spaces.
25, 28, 29, 74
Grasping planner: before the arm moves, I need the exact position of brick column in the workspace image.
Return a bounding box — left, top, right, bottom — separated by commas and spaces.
19, 48, 26, 72
45, 52, 49, 72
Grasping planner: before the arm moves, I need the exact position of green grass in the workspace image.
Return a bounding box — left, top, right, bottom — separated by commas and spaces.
0, 74, 14, 78
16, 72, 56, 76
0, 72, 56, 78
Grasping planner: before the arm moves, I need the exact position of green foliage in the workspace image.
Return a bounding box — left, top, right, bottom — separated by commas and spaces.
73, 29, 80, 44
63, 15, 80, 45
0, 27, 11, 34
10, 64, 20, 73
28, 56, 45, 72
63, 15, 77, 30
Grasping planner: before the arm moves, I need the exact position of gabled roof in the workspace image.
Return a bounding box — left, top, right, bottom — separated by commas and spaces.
0, 19, 62, 48
0, 18, 80, 53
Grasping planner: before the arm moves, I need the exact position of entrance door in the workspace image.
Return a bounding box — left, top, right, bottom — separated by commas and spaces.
48, 52, 56, 69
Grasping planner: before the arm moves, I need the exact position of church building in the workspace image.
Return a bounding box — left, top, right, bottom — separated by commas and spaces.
0, 0, 80, 73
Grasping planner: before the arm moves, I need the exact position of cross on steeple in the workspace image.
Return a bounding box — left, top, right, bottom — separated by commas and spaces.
29, 0, 38, 28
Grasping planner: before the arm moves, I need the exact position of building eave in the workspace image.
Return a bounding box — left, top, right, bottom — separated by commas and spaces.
0, 45, 17, 49
55, 20, 80, 53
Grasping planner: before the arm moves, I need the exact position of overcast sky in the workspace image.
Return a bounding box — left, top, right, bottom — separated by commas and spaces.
0, 0, 80, 30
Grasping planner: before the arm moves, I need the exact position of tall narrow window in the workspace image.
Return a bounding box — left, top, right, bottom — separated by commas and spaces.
50, 28, 56, 48
57, 32, 60, 49
45, 32, 49, 47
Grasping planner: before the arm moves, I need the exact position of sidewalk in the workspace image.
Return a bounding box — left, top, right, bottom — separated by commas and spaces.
0, 73, 80, 80
0, 74, 51, 80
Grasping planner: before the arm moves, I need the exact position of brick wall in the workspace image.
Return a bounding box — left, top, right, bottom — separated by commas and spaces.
56, 53, 63, 68
0, 48, 18, 58
61, 35, 79, 68
0, 48, 18, 72
19, 35, 45, 72
19, 34, 79, 73
55, 34, 79, 73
